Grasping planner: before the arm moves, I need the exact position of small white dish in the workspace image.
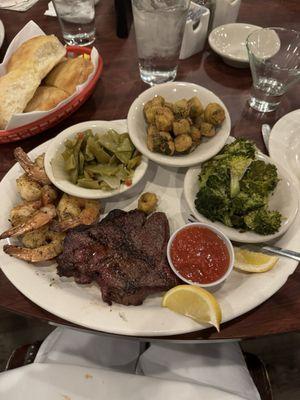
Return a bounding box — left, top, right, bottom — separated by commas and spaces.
184, 151, 299, 243
269, 109, 300, 184
167, 222, 234, 288
0, 20, 4, 49
44, 120, 149, 199
127, 82, 231, 168
209, 23, 261, 68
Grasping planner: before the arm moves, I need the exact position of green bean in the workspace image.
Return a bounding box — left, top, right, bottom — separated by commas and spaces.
77, 178, 101, 189
62, 129, 140, 190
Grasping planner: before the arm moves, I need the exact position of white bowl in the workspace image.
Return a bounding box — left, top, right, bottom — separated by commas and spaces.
209, 23, 261, 68
167, 222, 234, 288
184, 152, 299, 243
44, 120, 149, 199
127, 82, 231, 168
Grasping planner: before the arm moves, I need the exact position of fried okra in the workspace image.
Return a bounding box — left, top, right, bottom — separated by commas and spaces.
188, 96, 203, 118
204, 103, 225, 126
138, 192, 158, 214
147, 125, 175, 156
200, 122, 216, 137
190, 126, 201, 144
173, 119, 191, 136
174, 134, 193, 153
173, 99, 189, 118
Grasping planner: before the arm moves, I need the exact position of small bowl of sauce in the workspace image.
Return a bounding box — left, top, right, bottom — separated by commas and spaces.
167, 223, 234, 287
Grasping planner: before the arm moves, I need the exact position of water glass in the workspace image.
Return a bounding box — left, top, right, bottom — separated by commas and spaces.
131, 0, 190, 85
53, 0, 96, 46
246, 27, 300, 113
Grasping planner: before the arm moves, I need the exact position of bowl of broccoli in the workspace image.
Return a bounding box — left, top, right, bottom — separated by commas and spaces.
184, 138, 299, 243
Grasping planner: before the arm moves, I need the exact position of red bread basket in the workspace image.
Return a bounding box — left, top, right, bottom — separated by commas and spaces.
0, 46, 103, 144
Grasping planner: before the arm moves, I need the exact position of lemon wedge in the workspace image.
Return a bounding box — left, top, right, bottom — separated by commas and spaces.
234, 247, 278, 273
162, 285, 222, 331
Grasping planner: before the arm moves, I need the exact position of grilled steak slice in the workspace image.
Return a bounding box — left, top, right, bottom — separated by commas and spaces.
57, 209, 180, 305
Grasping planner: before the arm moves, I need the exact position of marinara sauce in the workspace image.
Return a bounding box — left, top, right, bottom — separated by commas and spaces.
170, 226, 230, 284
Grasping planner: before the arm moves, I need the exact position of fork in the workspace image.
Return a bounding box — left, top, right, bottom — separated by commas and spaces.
187, 214, 300, 262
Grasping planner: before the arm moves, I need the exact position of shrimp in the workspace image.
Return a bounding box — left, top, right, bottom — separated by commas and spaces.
41, 185, 58, 206
10, 200, 42, 227
16, 174, 42, 202
14, 147, 51, 185
3, 231, 65, 262
21, 225, 49, 249
54, 194, 101, 231
0, 204, 56, 239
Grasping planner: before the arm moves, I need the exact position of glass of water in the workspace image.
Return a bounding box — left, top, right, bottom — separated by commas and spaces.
246, 27, 300, 113
53, 0, 96, 46
132, 0, 190, 85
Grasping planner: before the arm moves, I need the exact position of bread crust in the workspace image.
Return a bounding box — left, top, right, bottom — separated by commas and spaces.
45, 57, 93, 95
24, 86, 69, 112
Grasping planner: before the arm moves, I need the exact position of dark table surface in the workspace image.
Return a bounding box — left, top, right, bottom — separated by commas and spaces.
0, 0, 299, 341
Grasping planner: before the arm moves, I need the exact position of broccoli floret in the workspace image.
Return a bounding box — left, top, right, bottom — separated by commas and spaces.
231, 191, 266, 215
216, 138, 256, 160
244, 208, 282, 235
195, 186, 232, 226
227, 156, 252, 198
198, 159, 221, 189
241, 160, 279, 196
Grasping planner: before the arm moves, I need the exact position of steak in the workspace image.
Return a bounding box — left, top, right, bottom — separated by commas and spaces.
56, 209, 180, 305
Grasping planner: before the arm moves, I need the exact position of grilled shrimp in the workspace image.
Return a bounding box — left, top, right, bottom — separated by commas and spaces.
3, 231, 65, 262
21, 225, 50, 248
14, 147, 51, 185
0, 205, 56, 239
16, 174, 42, 202
41, 185, 58, 206
10, 200, 42, 227
54, 194, 101, 231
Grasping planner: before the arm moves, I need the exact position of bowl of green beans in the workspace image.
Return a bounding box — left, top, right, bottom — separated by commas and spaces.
44, 120, 149, 199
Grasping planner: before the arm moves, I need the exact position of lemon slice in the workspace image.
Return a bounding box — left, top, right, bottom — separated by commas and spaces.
162, 285, 222, 331
234, 247, 278, 273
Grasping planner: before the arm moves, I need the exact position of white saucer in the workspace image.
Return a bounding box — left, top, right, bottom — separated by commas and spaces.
208, 23, 261, 68
0, 20, 4, 49
269, 109, 300, 183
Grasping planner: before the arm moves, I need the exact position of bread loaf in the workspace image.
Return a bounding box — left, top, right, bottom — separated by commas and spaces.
45, 56, 94, 95
7, 35, 66, 79
25, 86, 69, 112
0, 35, 66, 129
0, 69, 41, 129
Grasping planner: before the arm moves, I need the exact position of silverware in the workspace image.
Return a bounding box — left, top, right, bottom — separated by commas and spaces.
261, 124, 271, 152
240, 244, 300, 262
187, 214, 300, 262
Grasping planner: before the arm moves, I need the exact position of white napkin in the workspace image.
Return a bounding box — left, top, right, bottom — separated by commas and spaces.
138, 342, 261, 400
0, 362, 248, 400
33, 327, 261, 400
44, 1, 56, 17
0, 0, 39, 12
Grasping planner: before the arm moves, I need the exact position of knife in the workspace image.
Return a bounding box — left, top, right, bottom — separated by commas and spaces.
239, 243, 300, 262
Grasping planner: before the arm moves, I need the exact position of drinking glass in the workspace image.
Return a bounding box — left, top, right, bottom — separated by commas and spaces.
131, 0, 190, 85
246, 27, 300, 113
53, 0, 96, 46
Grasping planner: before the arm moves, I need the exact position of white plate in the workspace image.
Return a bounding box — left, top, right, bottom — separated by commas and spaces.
208, 23, 261, 68
44, 120, 149, 199
269, 109, 300, 183
0, 20, 4, 49
184, 149, 299, 243
0, 140, 299, 336
127, 82, 231, 168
